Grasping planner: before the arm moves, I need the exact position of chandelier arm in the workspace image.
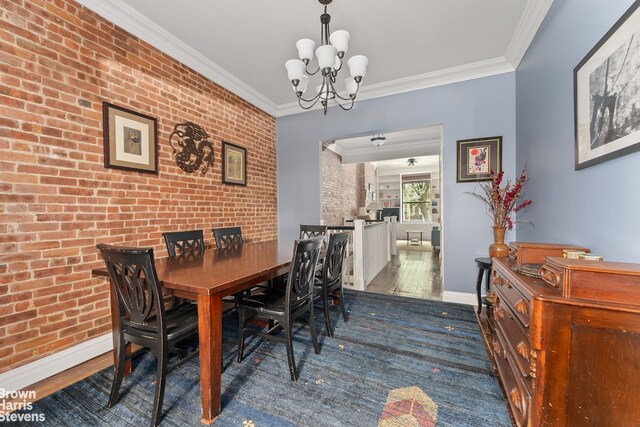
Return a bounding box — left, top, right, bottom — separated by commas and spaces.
331, 80, 361, 102
297, 91, 322, 104
305, 64, 321, 76
333, 97, 356, 111
297, 94, 323, 110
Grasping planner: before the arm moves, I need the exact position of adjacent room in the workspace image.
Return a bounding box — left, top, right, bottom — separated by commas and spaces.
2, 1, 640, 426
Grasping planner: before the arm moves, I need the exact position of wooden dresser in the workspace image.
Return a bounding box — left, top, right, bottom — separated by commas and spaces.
489, 256, 640, 426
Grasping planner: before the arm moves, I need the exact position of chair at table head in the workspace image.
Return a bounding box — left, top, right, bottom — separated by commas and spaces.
212, 226, 243, 249
299, 224, 328, 240
96, 243, 199, 427
97, 244, 165, 339
162, 229, 205, 257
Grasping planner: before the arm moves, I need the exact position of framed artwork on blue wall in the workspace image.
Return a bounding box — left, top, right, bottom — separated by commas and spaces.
456, 136, 502, 183
574, 0, 640, 169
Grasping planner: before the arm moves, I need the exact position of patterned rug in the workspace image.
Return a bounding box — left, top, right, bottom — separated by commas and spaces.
14, 292, 510, 426
395, 241, 434, 252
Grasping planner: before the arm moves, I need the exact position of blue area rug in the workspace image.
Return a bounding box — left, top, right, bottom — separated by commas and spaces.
16, 291, 510, 426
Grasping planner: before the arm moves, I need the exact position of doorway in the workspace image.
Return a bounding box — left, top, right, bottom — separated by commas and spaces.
319, 125, 443, 301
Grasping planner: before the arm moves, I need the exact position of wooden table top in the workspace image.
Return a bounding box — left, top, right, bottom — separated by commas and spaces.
92, 239, 296, 296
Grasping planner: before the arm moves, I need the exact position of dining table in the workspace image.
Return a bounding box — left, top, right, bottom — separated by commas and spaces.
92, 239, 296, 424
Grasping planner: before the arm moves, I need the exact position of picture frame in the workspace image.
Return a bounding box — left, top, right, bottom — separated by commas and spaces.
574, 1, 640, 170
222, 141, 247, 185
456, 136, 502, 182
102, 102, 158, 174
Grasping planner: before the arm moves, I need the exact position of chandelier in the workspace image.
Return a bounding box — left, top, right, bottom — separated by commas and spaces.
407, 158, 417, 167
285, 0, 368, 115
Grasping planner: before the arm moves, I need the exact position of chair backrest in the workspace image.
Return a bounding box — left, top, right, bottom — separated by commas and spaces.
212, 226, 243, 249
162, 230, 205, 256
321, 232, 350, 290
299, 224, 328, 240
97, 244, 166, 336
286, 237, 324, 314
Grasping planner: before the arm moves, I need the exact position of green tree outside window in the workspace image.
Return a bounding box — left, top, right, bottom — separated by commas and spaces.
402, 180, 431, 222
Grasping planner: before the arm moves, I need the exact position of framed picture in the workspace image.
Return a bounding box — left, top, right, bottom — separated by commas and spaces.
222, 141, 247, 185
102, 102, 158, 173
456, 136, 502, 182
574, 1, 640, 170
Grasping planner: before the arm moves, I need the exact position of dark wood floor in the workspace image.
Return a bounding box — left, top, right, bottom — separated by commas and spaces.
365, 242, 442, 300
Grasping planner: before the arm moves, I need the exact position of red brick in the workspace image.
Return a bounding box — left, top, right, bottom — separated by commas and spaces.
0, 0, 276, 375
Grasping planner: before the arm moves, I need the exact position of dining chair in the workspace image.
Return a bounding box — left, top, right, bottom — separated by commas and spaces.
162, 229, 205, 256
97, 244, 199, 427
212, 226, 243, 249
299, 224, 328, 240
314, 232, 350, 337
236, 237, 324, 381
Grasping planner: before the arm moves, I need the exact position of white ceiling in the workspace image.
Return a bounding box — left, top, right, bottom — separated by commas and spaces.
373, 156, 440, 176
330, 125, 442, 164
78, 0, 554, 116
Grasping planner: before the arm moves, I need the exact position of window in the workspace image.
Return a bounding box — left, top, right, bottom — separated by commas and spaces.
402, 174, 431, 222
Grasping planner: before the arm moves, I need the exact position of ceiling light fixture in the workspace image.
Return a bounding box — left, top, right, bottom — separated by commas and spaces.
371, 135, 386, 147
407, 158, 417, 167
285, 0, 369, 115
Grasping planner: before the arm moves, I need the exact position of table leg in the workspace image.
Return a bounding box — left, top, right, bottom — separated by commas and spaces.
197, 294, 223, 424
406, 232, 409, 245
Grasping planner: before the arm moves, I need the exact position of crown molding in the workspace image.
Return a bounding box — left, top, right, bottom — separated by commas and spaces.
276, 57, 515, 117
505, 0, 555, 68
76, 0, 278, 116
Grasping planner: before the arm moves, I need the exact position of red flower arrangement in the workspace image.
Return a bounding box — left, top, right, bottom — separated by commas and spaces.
468, 167, 532, 230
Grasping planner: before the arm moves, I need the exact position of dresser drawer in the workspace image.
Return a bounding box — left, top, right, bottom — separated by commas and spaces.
494, 295, 534, 383
492, 326, 531, 427
539, 262, 564, 294
492, 269, 532, 328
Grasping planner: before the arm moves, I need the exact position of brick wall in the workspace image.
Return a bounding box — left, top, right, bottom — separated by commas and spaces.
0, 0, 277, 373
321, 148, 357, 225
356, 163, 376, 208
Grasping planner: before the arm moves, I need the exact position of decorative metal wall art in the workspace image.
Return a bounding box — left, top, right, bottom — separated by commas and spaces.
169, 122, 214, 175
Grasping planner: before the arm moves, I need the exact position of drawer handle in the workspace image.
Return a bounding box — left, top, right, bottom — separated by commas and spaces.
516, 341, 529, 361
493, 338, 502, 356
496, 307, 506, 320
492, 272, 501, 286
515, 300, 528, 316
540, 265, 560, 287
509, 387, 522, 411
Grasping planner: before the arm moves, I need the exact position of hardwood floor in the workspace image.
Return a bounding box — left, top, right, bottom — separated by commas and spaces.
365, 242, 442, 300
2, 350, 117, 414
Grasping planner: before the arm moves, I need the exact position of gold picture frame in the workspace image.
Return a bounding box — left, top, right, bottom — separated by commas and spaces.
102, 102, 158, 174
222, 141, 247, 186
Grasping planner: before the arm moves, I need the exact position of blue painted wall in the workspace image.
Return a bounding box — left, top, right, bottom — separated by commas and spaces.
277, 74, 516, 293
516, 0, 640, 261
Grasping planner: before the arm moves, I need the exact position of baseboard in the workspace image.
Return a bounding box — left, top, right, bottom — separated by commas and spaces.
0, 333, 113, 392
442, 291, 477, 306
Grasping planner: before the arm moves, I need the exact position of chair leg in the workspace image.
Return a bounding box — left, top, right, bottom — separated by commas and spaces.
108, 335, 126, 408
322, 294, 333, 337
309, 303, 321, 355
150, 349, 167, 427
284, 321, 298, 381
237, 309, 246, 363
338, 287, 348, 322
